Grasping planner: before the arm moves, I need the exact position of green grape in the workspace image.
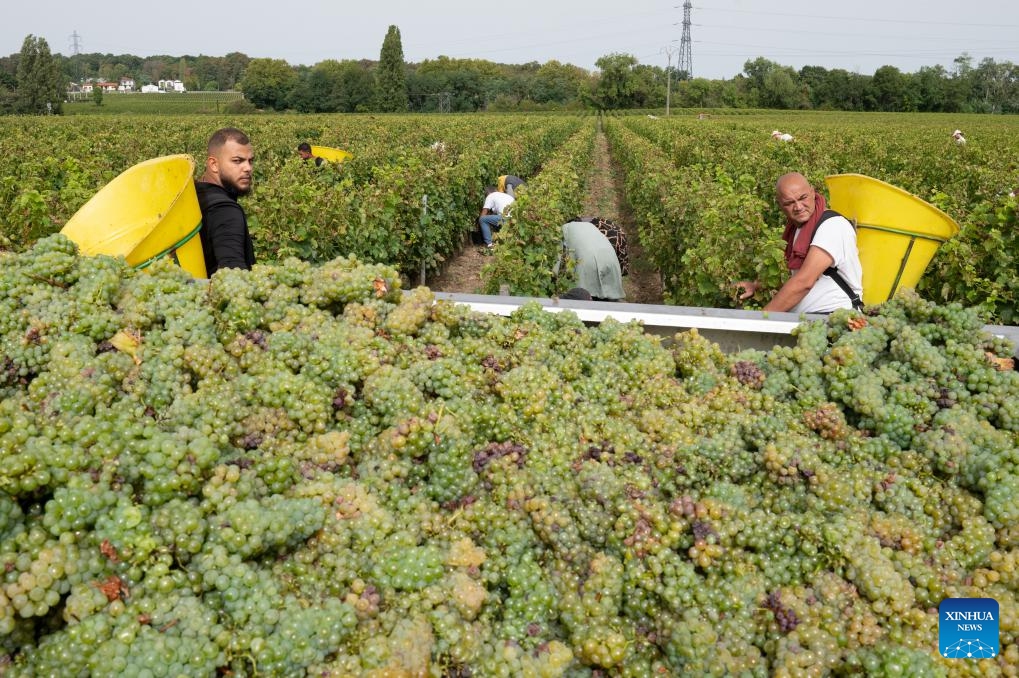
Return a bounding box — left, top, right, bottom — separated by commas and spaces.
0, 233, 1016, 675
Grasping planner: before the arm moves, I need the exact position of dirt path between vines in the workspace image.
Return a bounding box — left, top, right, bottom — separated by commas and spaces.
425, 128, 664, 304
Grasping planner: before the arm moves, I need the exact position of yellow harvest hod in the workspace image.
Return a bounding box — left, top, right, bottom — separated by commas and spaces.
60, 154, 208, 278
310, 145, 353, 163
824, 173, 960, 306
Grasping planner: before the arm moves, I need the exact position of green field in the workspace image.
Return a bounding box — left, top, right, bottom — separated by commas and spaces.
64, 91, 246, 115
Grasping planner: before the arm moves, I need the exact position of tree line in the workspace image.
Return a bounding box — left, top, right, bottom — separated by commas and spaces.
3, 28, 1017, 115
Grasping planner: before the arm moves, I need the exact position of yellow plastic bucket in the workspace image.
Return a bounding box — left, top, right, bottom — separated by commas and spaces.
61, 154, 207, 278
310, 145, 353, 163
825, 174, 959, 306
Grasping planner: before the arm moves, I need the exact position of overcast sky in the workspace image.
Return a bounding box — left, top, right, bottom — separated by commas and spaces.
5, 0, 1017, 80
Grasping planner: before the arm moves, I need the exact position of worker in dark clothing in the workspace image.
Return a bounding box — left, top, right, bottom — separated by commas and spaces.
497, 174, 525, 197
297, 142, 324, 166
195, 127, 255, 276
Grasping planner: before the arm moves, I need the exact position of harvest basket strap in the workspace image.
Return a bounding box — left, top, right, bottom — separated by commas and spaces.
887, 235, 917, 302
133, 221, 202, 271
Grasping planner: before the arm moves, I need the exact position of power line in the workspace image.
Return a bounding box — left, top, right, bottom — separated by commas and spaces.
694, 38, 1016, 59
696, 5, 1019, 29
693, 21, 1016, 46
69, 30, 82, 56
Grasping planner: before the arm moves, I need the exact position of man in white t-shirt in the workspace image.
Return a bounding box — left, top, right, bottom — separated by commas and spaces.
738, 172, 863, 313
478, 186, 515, 250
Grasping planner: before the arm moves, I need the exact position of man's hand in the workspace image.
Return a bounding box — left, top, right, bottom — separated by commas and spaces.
736, 280, 761, 301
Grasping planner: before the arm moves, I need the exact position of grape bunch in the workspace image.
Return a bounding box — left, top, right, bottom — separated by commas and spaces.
0, 237, 1017, 675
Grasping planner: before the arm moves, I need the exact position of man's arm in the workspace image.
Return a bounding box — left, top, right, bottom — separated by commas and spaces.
206, 202, 251, 271
480, 193, 498, 217
763, 245, 834, 312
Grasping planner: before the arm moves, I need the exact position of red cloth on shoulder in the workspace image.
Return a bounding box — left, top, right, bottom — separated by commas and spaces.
782, 192, 827, 271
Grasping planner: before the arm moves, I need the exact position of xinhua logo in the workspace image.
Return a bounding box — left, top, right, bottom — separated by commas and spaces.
939, 598, 999, 659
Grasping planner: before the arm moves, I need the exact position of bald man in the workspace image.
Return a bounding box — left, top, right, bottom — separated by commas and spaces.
738, 172, 862, 313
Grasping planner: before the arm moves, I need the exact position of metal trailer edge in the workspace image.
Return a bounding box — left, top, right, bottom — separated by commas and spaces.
432, 292, 1019, 357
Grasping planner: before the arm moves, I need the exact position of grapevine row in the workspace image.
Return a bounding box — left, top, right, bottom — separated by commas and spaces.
0, 114, 585, 278
604, 117, 785, 307
613, 112, 1019, 321
481, 120, 598, 297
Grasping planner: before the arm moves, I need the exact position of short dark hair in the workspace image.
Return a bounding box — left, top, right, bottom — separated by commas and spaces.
297, 142, 312, 153
207, 127, 250, 155
561, 287, 593, 300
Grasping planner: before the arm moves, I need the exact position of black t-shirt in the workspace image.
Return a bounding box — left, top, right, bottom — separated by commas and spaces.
195, 181, 255, 276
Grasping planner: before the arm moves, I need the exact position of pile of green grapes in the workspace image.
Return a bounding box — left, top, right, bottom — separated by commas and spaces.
1, 234, 1017, 677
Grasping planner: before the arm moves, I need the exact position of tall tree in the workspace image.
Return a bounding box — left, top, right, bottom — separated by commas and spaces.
761, 67, 803, 109
742, 57, 784, 107
972, 58, 1012, 113
798, 66, 830, 108
376, 25, 408, 112
870, 65, 905, 111
916, 65, 950, 112
335, 61, 377, 112
533, 60, 588, 106
590, 53, 642, 110
240, 58, 297, 110
15, 35, 63, 114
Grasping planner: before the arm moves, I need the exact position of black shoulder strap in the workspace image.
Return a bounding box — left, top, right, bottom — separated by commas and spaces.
196, 182, 236, 211
810, 209, 864, 310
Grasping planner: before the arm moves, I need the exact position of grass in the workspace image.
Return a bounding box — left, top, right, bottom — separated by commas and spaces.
64, 91, 246, 115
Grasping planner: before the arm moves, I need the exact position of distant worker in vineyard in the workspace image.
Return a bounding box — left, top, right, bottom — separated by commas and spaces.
574, 215, 629, 276
297, 142, 324, 166
196, 127, 256, 276
737, 172, 862, 314
477, 186, 515, 251
559, 220, 625, 301
497, 174, 525, 197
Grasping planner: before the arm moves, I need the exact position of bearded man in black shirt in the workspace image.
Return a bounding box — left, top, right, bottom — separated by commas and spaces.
195, 127, 256, 276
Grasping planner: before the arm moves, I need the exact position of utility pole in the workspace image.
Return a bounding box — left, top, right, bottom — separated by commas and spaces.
678, 1, 693, 80
662, 44, 677, 116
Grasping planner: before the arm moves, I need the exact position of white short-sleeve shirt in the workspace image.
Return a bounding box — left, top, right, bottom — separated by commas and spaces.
483, 191, 515, 216
790, 214, 864, 314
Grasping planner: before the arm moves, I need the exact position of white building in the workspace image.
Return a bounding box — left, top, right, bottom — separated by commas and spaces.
157, 79, 186, 93
118, 77, 136, 92
141, 84, 159, 93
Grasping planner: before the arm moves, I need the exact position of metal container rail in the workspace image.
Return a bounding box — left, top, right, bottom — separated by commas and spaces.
434, 292, 1019, 357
